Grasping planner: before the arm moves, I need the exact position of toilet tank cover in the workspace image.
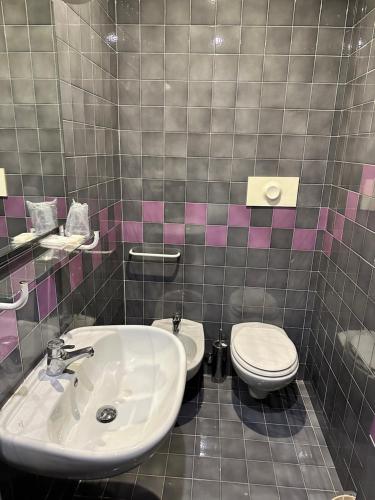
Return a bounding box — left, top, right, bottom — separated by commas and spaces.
232, 322, 297, 373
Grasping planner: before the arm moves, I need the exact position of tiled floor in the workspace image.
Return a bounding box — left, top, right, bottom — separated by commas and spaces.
48, 374, 343, 500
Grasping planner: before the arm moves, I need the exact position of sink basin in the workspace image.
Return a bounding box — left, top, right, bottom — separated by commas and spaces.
152, 319, 204, 380
0, 325, 186, 479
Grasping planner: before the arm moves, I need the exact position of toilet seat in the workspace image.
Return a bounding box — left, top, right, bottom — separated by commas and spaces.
231, 323, 298, 378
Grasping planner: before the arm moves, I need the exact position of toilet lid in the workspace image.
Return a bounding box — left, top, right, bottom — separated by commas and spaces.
232, 324, 297, 373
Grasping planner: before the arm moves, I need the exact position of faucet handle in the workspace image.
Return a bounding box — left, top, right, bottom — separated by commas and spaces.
62, 344, 75, 350
173, 312, 181, 322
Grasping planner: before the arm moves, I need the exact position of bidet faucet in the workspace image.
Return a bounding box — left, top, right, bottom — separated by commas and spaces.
172, 312, 182, 334
46, 338, 94, 376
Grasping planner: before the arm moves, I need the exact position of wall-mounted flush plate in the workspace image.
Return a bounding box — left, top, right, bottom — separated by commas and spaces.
0, 168, 7, 197
246, 177, 299, 207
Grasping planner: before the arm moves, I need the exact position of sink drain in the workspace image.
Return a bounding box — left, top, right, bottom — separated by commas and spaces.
96, 405, 117, 423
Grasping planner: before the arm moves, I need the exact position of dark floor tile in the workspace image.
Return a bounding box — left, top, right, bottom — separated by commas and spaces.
245, 440, 272, 461
221, 458, 248, 483
198, 402, 220, 419
156, 436, 170, 453
196, 417, 219, 436
139, 453, 167, 476
219, 419, 243, 438
166, 454, 193, 478
220, 437, 246, 459
192, 479, 220, 500
300, 465, 333, 490
247, 461, 276, 485
292, 426, 319, 446
295, 444, 325, 466
169, 434, 195, 455
221, 481, 250, 500
75, 479, 107, 497
162, 478, 192, 500
220, 403, 242, 421
198, 387, 219, 403
241, 405, 265, 423
193, 456, 220, 481
133, 475, 164, 500
173, 416, 196, 435
250, 484, 279, 500
179, 402, 198, 417
219, 389, 241, 405
320, 446, 334, 467
242, 421, 268, 441
274, 462, 305, 488
263, 409, 288, 425
270, 442, 299, 464
103, 473, 136, 499
194, 435, 220, 457
286, 409, 310, 427
267, 424, 293, 443
278, 486, 309, 500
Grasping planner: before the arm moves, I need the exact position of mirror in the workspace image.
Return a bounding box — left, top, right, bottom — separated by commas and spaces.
0, 0, 66, 260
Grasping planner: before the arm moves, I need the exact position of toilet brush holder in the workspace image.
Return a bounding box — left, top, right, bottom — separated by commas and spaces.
212, 339, 228, 383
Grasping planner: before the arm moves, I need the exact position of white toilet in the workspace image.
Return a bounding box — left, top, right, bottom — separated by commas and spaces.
230, 322, 299, 399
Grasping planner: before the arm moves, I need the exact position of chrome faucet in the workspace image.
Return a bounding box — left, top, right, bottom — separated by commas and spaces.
46, 338, 94, 376
172, 312, 182, 334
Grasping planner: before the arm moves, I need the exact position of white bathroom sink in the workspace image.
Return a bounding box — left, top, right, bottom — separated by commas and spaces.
0, 325, 186, 479
152, 318, 205, 380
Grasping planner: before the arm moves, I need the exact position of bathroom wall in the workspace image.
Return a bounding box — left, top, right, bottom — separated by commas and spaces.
119, 0, 348, 367
0, 0, 123, 409
0, 0, 66, 249
308, 1, 375, 498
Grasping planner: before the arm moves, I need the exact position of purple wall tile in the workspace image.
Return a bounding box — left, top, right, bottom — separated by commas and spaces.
318, 207, 328, 230
292, 229, 317, 251
99, 207, 109, 235
323, 232, 333, 256
46, 196, 67, 219
114, 201, 122, 222
360, 164, 375, 196
345, 191, 359, 221
123, 221, 143, 243
37, 275, 57, 321
333, 213, 345, 241
185, 203, 207, 225
0, 216, 8, 237
248, 227, 271, 249
228, 205, 250, 227
272, 208, 296, 229
4, 196, 26, 218
206, 225, 228, 246
143, 201, 164, 223
164, 223, 185, 244
69, 253, 83, 290
92, 240, 102, 270
108, 227, 116, 251
0, 311, 18, 362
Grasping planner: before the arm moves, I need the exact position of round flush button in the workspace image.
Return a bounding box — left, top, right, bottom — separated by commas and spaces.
264, 183, 281, 201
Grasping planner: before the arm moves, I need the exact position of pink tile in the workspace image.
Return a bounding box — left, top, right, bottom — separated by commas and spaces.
333, 213, 345, 241
143, 201, 164, 223
345, 191, 359, 221
323, 232, 333, 256
99, 207, 109, 235
164, 223, 185, 244
122, 222, 143, 243
0, 310, 18, 362
4, 196, 25, 217
92, 240, 102, 270
37, 275, 57, 320
69, 253, 83, 290
206, 225, 228, 247
114, 201, 122, 222
108, 227, 116, 251
0, 216, 7, 237
272, 208, 296, 229
185, 203, 207, 225
318, 207, 329, 230
292, 229, 317, 251
248, 227, 271, 249
360, 164, 375, 196
228, 205, 250, 227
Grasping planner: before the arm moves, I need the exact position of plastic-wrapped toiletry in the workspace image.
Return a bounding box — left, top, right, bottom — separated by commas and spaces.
65, 200, 90, 238
26, 199, 58, 235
